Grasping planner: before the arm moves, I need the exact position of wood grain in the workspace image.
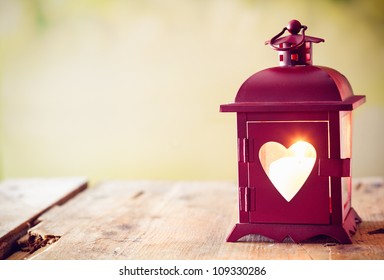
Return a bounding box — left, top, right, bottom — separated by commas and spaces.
7, 179, 384, 260
0, 178, 87, 259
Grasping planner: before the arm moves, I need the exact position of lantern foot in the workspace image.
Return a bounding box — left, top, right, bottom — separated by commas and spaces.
226, 208, 360, 244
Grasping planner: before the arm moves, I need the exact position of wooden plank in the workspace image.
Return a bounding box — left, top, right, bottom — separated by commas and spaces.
0, 178, 88, 259
8, 179, 384, 260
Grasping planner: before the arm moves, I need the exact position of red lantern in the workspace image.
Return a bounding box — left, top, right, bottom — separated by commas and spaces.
220, 20, 366, 244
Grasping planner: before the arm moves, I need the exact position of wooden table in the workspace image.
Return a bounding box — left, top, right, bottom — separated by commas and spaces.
1, 178, 383, 260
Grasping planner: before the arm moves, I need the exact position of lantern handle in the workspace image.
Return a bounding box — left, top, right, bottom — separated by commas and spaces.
267, 23, 307, 51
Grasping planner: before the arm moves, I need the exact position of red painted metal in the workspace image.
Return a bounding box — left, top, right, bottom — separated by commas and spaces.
220, 20, 365, 244
319, 158, 351, 177
247, 121, 330, 225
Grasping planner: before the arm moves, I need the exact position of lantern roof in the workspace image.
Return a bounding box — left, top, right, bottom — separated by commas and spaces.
220, 65, 365, 112
220, 20, 365, 112
267, 34, 324, 46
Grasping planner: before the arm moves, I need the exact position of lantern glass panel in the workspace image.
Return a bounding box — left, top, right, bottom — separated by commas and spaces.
340, 112, 353, 216
259, 141, 317, 202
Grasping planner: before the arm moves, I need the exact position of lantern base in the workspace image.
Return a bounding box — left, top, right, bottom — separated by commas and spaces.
227, 208, 360, 244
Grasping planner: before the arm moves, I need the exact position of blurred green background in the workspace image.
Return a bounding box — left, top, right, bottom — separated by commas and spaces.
0, 0, 383, 183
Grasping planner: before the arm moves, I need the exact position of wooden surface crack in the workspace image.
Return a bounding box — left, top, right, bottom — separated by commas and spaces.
299, 243, 314, 260
17, 232, 61, 254
368, 228, 384, 235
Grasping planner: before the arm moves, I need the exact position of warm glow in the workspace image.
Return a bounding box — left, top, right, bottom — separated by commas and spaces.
260, 141, 316, 202
290, 141, 315, 159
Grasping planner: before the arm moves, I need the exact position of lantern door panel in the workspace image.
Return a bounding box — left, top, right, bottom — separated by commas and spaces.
247, 121, 330, 224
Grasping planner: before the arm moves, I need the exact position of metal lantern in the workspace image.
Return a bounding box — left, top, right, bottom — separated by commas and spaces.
220, 20, 366, 243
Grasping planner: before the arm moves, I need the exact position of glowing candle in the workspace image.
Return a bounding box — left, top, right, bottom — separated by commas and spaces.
268, 141, 316, 202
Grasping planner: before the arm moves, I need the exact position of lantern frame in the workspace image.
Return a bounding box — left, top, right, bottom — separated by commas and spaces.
220, 20, 365, 244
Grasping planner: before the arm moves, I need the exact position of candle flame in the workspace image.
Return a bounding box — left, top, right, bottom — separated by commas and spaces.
291, 141, 315, 159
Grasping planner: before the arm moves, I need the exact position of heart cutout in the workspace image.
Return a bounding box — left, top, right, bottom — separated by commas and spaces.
259, 141, 316, 202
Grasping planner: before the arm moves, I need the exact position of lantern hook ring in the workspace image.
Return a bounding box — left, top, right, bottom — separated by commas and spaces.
267, 23, 307, 51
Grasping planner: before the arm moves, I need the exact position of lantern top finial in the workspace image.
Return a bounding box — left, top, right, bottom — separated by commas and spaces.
266, 20, 324, 66
286, 19, 302, 35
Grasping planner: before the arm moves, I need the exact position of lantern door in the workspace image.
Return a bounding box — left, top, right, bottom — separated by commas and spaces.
247, 121, 330, 224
